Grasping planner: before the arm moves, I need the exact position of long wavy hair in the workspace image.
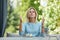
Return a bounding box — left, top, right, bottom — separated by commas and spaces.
26, 7, 38, 22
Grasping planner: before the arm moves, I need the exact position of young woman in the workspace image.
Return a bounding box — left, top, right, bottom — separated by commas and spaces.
19, 7, 45, 37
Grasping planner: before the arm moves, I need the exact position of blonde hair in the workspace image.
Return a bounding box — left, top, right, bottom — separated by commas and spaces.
26, 7, 38, 19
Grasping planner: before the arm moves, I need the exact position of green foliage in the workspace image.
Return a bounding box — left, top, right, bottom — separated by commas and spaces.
5, 0, 60, 36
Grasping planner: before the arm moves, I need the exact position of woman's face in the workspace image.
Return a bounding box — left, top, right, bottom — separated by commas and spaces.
27, 9, 36, 18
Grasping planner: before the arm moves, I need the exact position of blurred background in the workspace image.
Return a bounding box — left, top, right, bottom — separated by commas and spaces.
4, 0, 60, 36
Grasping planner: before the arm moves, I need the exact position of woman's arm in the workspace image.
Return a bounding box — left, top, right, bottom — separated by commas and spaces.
19, 17, 26, 36
19, 16, 22, 32
42, 16, 45, 33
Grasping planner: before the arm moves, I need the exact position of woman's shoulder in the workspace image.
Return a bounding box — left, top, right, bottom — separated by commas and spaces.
36, 21, 42, 24
22, 22, 28, 25
23, 22, 42, 25
36, 21, 42, 26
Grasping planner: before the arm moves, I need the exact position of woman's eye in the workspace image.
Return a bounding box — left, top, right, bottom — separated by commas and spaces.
33, 11, 35, 13
29, 11, 31, 13
29, 11, 35, 13
30, 11, 31, 13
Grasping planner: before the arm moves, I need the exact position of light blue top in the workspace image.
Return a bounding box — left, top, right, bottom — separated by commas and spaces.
19, 22, 44, 37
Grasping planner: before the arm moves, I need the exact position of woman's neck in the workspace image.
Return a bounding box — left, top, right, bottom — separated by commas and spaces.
28, 17, 36, 23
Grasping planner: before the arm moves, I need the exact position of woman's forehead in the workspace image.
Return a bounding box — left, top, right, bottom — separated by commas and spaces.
30, 8, 34, 10
29, 8, 35, 11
